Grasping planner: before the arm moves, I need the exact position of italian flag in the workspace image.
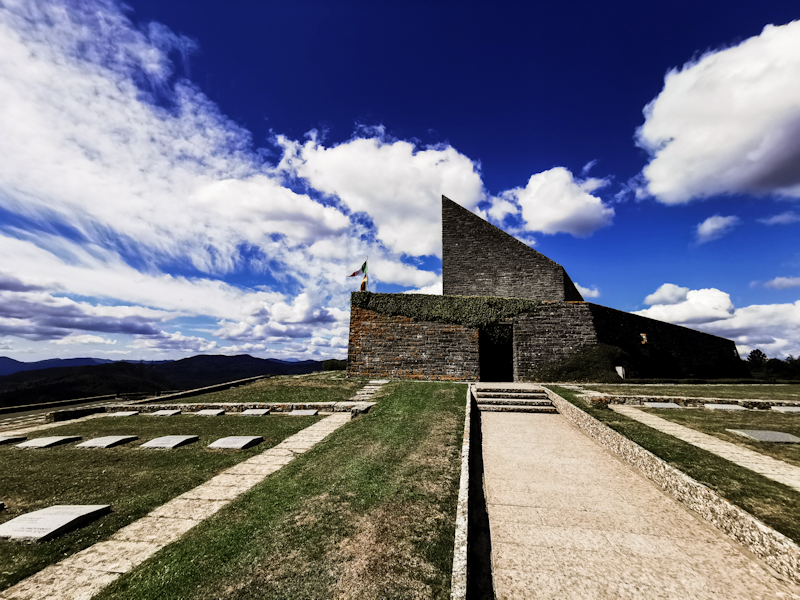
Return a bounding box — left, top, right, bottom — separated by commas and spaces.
348, 260, 368, 291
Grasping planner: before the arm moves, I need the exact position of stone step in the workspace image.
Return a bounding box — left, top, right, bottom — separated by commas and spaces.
475, 391, 549, 400
474, 387, 547, 394
477, 398, 554, 406
477, 404, 558, 414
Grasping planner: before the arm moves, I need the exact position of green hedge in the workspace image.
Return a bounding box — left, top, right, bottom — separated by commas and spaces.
351, 292, 541, 329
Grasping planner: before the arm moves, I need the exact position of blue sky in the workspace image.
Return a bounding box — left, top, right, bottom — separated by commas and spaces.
1, 0, 800, 361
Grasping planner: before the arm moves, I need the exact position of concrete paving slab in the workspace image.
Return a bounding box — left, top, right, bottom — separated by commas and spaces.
15, 436, 80, 449
643, 401, 682, 409
111, 516, 198, 543
207, 435, 263, 449
240, 408, 270, 415
0, 435, 26, 445
772, 406, 800, 414
705, 403, 747, 411
76, 436, 137, 448
140, 435, 198, 449
148, 498, 229, 521
0, 505, 110, 541
481, 411, 800, 598
728, 429, 800, 443
289, 409, 318, 416
107, 411, 139, 417
0, 564, 120, 600
149, 409, 181, 416
368, 379, 389, 384
61, 539, 162, 573
195, 409, 224, 416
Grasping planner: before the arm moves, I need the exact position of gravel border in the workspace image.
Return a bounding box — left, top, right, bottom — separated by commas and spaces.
450, 384, 472, 600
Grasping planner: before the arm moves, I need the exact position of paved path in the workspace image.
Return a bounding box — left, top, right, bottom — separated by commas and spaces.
1, 413, 352, 600
611, 405, 800, 493
482, 412, 800, 599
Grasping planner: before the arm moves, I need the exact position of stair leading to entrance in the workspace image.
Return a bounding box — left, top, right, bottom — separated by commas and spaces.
474, 385, 557, 413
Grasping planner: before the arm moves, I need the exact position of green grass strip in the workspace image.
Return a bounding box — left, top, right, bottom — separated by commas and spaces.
0, 415, 320, 591
95, 381, 465, 600
551, 386, 800, 545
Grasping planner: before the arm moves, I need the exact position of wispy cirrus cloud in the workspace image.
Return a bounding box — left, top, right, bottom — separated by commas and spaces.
695, 215, 740, 244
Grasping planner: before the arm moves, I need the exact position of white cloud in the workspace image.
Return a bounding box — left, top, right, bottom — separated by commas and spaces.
51, 334, 116, 345
403, 281, 443, 295
574, 283, 600, 298
490, 167, 614, 237
278, 132, 485, 257
758, 211, 800, 225
638, 20, 800, 203
763, 276, 800, 290
695, 215, 740, 243
133, 331, 217, 353
636, 283, 800, 358
644, 283, 690, 306
218, 343, 266, 354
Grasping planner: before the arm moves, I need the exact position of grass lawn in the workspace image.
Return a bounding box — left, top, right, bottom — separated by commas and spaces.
551, 386, 800, 545
639, 407, 800, 468
0, 414, 320, 591
585, 383, 800, 401
153, 371, 369, 405
95, 381, 465, 600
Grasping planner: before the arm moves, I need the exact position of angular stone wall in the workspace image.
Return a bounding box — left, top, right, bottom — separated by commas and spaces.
347, 306, 480, 380
441, 196, 583, 302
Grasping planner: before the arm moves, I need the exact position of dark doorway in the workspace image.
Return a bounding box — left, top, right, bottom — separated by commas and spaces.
479, 325, 513, 382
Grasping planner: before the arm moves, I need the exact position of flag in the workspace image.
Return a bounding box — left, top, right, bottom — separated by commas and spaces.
359, 272, 368, 291
348, 261, 367, 278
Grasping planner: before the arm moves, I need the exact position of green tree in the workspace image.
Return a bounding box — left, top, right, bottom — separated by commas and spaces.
747, 349, 767, 368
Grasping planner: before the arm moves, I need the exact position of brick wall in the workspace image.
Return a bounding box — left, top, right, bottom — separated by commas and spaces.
347, 307, 480, 380
513, 302, 598, 379
441, 195, 583, 302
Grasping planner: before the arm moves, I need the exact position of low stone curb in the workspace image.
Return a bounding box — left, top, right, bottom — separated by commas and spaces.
103, 401, 375, 417
450, 384, 472, 600
579, 392, 800, 410
544, 386, 800, 586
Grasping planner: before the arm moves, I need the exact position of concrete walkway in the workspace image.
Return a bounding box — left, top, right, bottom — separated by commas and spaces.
482, 412, 800, 599
612, 405, 800, 493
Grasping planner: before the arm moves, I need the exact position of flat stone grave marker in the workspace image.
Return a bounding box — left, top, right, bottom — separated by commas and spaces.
150, 409, 181, 416
77, 436, 138, 448
108, 411, 139, 417
643, 402, 682, 409
289, 409, 318, 416
140, 435, 198, 449
728, 429, 800, 443
16, 436, 81, 449
369, 379, 389, 384
0, 435, 27, 445
704, 404, 746, 411
772, 406, 800, 414
241, 409, 270, 416
0, 505, 110, 541
196, 409, 225, 416
208, 436, 264, 450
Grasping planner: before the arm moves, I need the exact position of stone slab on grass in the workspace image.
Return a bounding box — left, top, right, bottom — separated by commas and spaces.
728, 429, 800, 443
76, 436, 138, 448
643, 402, 682, 409
140, 435, 198, 449
0, 435, 27, 445
369, 379, 389, 384
289, 409, 318, 416
0, 505, 110, 541
196, 409, 225, 416
108, 411, 139, 417
208, 435, 263, 449
16, 436, 81, 449
149, 409, 181, 416
772, 406, 800, 414
240, 408, 270, 416
62, 539, 162, 574
111, 516, 198, 543
1, 564, 121, 600
704, 404, 747, 411
149, 498, 229, 521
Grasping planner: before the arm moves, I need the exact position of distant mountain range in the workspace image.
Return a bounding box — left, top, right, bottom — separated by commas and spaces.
0, 354, 346, 408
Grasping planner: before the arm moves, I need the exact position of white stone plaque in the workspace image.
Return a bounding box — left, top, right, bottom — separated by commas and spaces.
704, 404, 746, 411
0, 505, 110, 541
108, 411, 139, 417
241, 409, 270, 415
150, 410, 181, 416
196, 409, 225, 416
207, 436, 264, 449
0, 435, 26, 445
16, 436, 81, 448
77, 436, 138, 448
728, 429, 800, 443
368, 379, 389, 384
772, 406, 800, 414
140, 435, 198, 448
289, 409, 318, 416
643, 402, 682, 409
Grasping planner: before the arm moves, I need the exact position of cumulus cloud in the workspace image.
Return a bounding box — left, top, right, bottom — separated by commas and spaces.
637, 283, 800, 358
133, 331, 217, 352
51, 335, 117, 345
489, 167, 614, 237
763, 276, 800, 290
574, 283, 600, 298
637, 20, 800, 203
759, 211, 800, 225
695, 215, 740, 243
404, 281, 443, 295
278, 132, 484, 257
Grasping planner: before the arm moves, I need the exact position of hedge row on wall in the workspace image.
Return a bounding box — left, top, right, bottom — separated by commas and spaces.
350, 292, 542, 329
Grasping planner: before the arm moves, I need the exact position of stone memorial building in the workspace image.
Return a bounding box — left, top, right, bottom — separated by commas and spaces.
347, 196, 742, 381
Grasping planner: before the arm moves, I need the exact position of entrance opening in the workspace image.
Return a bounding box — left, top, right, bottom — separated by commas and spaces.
479, 325, 513, 382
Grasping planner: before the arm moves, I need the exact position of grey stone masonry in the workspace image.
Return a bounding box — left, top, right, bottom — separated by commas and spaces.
441, 195, 583, 301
